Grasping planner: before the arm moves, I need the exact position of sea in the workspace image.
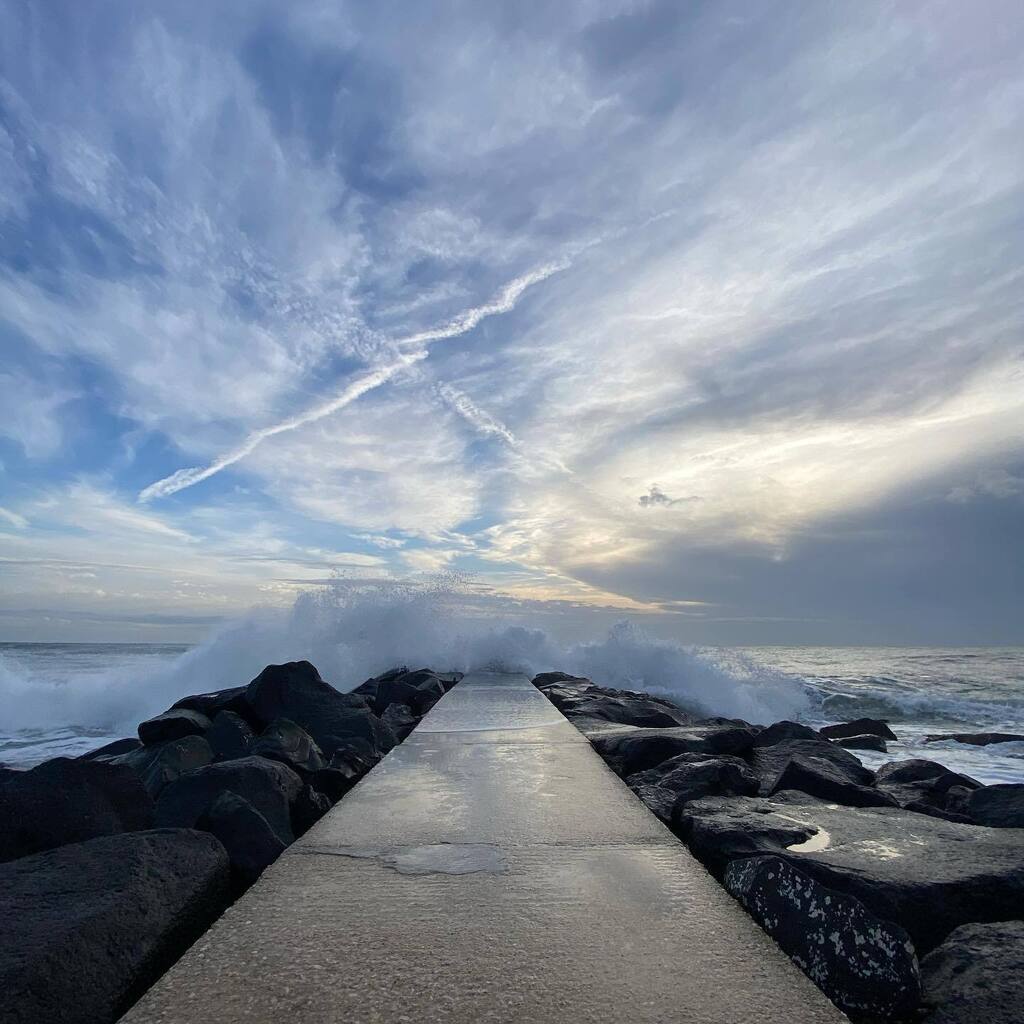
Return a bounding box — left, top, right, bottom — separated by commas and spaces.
2, 629, 1022, 785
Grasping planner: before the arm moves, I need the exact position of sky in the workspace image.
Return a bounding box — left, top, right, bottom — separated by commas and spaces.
0, 0, 1022, 646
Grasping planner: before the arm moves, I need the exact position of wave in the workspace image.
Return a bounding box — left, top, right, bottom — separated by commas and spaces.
0, 582, 811, 734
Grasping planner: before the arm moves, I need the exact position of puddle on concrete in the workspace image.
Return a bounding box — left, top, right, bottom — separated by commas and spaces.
307, 842, 508, 876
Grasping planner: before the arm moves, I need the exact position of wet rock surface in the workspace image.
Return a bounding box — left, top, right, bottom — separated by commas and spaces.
111, 735, 214, 798
627, 753, 760, 822
251, 717, 326, 774
967, 783, 1024, 827
138, 708, 212, 745
591, 724, 758, 775
0, 829, 230, 1024
924, 731, 1024, 746
919, 920, 1024, 1023
820, 718, 899, 741
725, 855, 921, 1019
205, 710, 255, 761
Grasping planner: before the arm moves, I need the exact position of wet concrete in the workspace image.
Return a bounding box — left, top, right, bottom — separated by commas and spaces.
120, 672, 846, 1023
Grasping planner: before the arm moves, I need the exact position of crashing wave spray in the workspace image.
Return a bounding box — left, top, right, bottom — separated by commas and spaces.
0, 579, 809, 737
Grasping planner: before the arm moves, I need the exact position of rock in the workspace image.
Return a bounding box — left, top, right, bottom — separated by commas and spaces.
436, 671, 464, 692
382, 702, 419, 742
875, 760, 982, 819
111, 735, 214, 798
752, 720, 820, 747
924, 732, 1024, 746
770, 754, 897, 808
920, 920, 1024, 1023
725, 855, 921, 1018
197, 792, 285, 884
677, 793, 1024, 953
835, 733, 888, 752
155, 756, 303, 846
560, 693, 692, 729
137, 708, 211, 745
370, 668, 446, 716
821, 718, 898, 741
532, 671, 590, 688
206, 710, 255, 761
252, 718, 326, 774
627, 753, 760, 823
967, 784, 1024, 828
314, 747, 378, 802
0, 757, 154, 862
246, 660, 395, 758
589, 724, 757, 776
0, 829, 230, 1024
749, 737, 876, 794
292, 784, 332, 836
171, 684, 255, 725
78, 737, 142, 761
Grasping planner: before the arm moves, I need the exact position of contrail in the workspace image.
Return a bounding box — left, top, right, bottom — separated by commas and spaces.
139, 351, 427, 501
139, 260, 568, 502
435, 383, 520, 447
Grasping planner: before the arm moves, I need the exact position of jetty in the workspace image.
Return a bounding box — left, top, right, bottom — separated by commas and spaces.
121, 672, 844, 1023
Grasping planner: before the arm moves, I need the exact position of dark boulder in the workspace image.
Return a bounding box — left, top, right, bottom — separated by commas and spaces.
532, 671, 590, 688
111, 735, 213, 798
821, 718, 898, 741
78, 737, 142, 761
155, 756, 303, 846
749, 737, 875, 794
835, 733, 888, 752
558, 693, 692, 729
876, 759, 975, 786
252, 718, 326, 774
751, 720, 820, 747
436, 671, 464, 692
920, 920, 1024, 1023
314, 747, 378, 802
0, 757, 154, 862
382, 702, 419, 742
369, 669, 446, 716
924, 732, 1024, 746
171, 684, 255, 725
967, 784, 1024, 828
770, 754, 897, 808
0, 829, 230, 1024
726, 855, 921, 1019
590, 724, 757, 776
677, 793, 1024, 953
197, 792, 285, 885
875, 760, 982, 819
292, 784, 332, 836
627, 753, 759, 823
138, 708, 211, 745
245, 660, 395, 758
206, 710, 255, 761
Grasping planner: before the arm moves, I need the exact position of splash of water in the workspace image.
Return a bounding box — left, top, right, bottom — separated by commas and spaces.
0, 580, 810, 736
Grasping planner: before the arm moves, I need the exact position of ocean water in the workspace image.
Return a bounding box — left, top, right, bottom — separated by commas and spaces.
2, 611, 1022, 784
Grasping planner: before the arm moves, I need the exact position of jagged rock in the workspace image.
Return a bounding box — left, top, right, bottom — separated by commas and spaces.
78, 737, 142, 760
627, 753, 759, 822
967, 784, 1024, 828
252, 718, 326, 774
197, 792, 285, 884
436, 671, 464, 692
155, 756, 303, 846
769, 754, 897, 808
246, 661, 395, 758
367, 668, 446, 716
924, 732, 1024, 746
206, 710, 255, 761
382, 702, 419, 742
536, 674, 693, 729
111, 735, 213, 798
590, 724, 757, 776
532, 671, 590, 689
0, 757, 154, 862
876, 759, 973, 785
0, 829, 230, 1024
137, 708, 211, 745
752, 720, 820, 747
677, 793, 1024, 952
875, 760, 982, 819
171, 685, 256, 726
725, 855, 921, 1019
835, 733, 888, 752
314, 747, 378, 802
292, 784, 332, 836
749, 737, 876, 794
821, 718, 898, 741
920, 920, 1024, 1023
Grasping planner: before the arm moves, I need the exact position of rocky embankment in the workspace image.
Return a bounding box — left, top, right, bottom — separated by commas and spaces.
0, 662, 460, 1024
532, 672, 1024, 1023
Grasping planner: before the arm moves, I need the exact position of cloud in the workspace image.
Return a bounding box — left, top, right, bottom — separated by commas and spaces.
0, 506, 28, 529
638, 485, 699, 508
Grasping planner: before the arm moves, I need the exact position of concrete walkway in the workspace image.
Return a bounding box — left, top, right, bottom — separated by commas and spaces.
121, 673, 845, 1023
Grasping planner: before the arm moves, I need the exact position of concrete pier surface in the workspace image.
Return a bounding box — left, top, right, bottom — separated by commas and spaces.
121, 672, 846, 1024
